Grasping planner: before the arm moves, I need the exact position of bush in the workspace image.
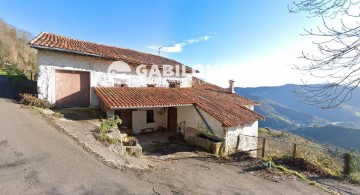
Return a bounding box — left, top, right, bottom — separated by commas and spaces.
95, 116, 122, 146
98, 116, 122, 134
19, 93, 54, 109
344, 153, 360, 184
272, 155, 341, 177
122, 136, 138, 146
95, 133, 119, 146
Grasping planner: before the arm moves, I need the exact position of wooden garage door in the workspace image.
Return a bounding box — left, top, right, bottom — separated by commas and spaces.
55, 70, 90, 108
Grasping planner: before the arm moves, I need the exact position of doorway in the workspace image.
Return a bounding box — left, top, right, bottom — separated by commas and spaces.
167, 107, 177, 131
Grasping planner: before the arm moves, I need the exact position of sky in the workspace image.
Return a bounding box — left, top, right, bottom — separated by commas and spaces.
0, 0, 324, 87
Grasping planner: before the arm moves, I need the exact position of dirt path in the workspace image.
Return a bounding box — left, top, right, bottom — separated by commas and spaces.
0, 96, 330, 194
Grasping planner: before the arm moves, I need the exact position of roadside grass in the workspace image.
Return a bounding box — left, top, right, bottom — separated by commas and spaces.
0, 69, 37, 96
259, 128, 344, 179
263, 157, 339, 195
0, 69, 27, 84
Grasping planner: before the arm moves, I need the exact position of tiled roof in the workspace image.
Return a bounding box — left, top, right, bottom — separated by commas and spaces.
29, 32, 196, 72
95, 87, 194, 108
94, 78, 264, 127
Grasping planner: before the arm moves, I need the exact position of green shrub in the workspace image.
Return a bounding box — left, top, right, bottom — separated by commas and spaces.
344, 153, 360, 184
94, 116, 122, 146
95, 132, 119, 146
122, 136, 138, 146
19, 93, 54, 109
98, 116, 121, 134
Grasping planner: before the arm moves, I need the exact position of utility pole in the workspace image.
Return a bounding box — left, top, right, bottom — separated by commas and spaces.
158, 46, 164, 56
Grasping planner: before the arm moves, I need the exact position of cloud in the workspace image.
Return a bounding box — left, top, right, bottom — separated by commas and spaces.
148, 36, 212, 53
192, 38, 326, 87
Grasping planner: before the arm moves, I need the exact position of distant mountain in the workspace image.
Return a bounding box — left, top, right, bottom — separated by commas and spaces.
235, 84, 360, 130
235, 84, 360, 151
290, 125, 360, 151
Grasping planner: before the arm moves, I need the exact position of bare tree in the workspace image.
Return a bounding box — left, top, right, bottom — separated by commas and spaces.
289, 0, 360, 108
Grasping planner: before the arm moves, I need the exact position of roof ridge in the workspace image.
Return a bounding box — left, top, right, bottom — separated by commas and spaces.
30, 32, 182, 65
192, 77, 259, 105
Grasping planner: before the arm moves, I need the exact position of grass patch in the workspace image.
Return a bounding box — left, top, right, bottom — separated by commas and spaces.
0, 70, 8, 75
259, 128, 344, 179
263, 157, 338, 194
0, 69, 37, 95
53, 112, 64, 118
0, 69, 26, 84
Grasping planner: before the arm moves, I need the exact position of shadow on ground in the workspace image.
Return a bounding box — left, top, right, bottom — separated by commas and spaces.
52, 108, 105, 121
0, 76, 17, 99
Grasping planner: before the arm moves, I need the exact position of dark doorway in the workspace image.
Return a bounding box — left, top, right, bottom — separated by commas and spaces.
115, 109, 133, 130
167, 107, 177, 131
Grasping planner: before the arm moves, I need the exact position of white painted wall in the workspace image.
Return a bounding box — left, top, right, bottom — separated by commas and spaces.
37, 50, 193, 107
225, 121, 258, 156
131, 108, 167, 134
178, 105, 258, 155
177, 105, 225, 138
37, 50, 259, 154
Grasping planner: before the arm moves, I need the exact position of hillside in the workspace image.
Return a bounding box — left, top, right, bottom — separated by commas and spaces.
0, 19, 36, 71
236, 84, 360, 130
290, 125, 360, 151
236, 85, 360, 151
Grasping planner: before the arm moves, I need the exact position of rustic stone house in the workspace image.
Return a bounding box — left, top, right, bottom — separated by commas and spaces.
29, 32, 264, 155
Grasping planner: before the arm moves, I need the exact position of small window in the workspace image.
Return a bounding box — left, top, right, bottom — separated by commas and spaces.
146, 110, 155, 123
114, 83, 128, 87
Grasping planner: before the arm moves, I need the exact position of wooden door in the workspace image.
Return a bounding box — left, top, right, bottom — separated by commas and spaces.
115, 109, 133, 130
55, 70, 90, 108
167, 107, 177, 131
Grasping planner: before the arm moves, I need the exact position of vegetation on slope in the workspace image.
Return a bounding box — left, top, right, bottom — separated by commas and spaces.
291, 125, 360, 152
259, 128, 343, 177
0, 19, 36, 73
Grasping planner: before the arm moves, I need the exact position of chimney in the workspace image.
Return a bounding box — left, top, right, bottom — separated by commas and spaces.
229, 80, 235, 93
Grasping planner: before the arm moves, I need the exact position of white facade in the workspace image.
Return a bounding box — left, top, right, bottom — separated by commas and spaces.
177, 106, 225, 137
225, 121, 258, 156
37, 50, 193, 107
178, 105, 258, 155
132, 108, 168, 134
36, 49, 259, 156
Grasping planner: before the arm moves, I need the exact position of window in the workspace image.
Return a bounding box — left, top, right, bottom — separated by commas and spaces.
146, 110, 155, 123
114, 83, 128, 87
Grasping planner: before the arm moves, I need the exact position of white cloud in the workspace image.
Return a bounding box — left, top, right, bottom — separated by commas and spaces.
193, 38, 326, 87
148, 36, 212, 53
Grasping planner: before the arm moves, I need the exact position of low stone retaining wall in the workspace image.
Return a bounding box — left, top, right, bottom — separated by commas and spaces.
185, 127, 224, 156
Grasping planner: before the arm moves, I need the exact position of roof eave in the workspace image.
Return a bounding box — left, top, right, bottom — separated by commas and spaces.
29, 44, 105, 59
109, 104, 194, 110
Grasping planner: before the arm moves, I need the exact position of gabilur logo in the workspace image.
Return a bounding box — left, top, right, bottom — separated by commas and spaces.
107, 61, 190, 77
107, 61, 133, 74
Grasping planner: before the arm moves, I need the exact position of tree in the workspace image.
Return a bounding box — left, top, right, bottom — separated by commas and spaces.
289, 0, 360, 108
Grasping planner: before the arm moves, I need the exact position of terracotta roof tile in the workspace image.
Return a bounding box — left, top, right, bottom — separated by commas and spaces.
29, 32, 197, 72
94, 78, 264, 127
